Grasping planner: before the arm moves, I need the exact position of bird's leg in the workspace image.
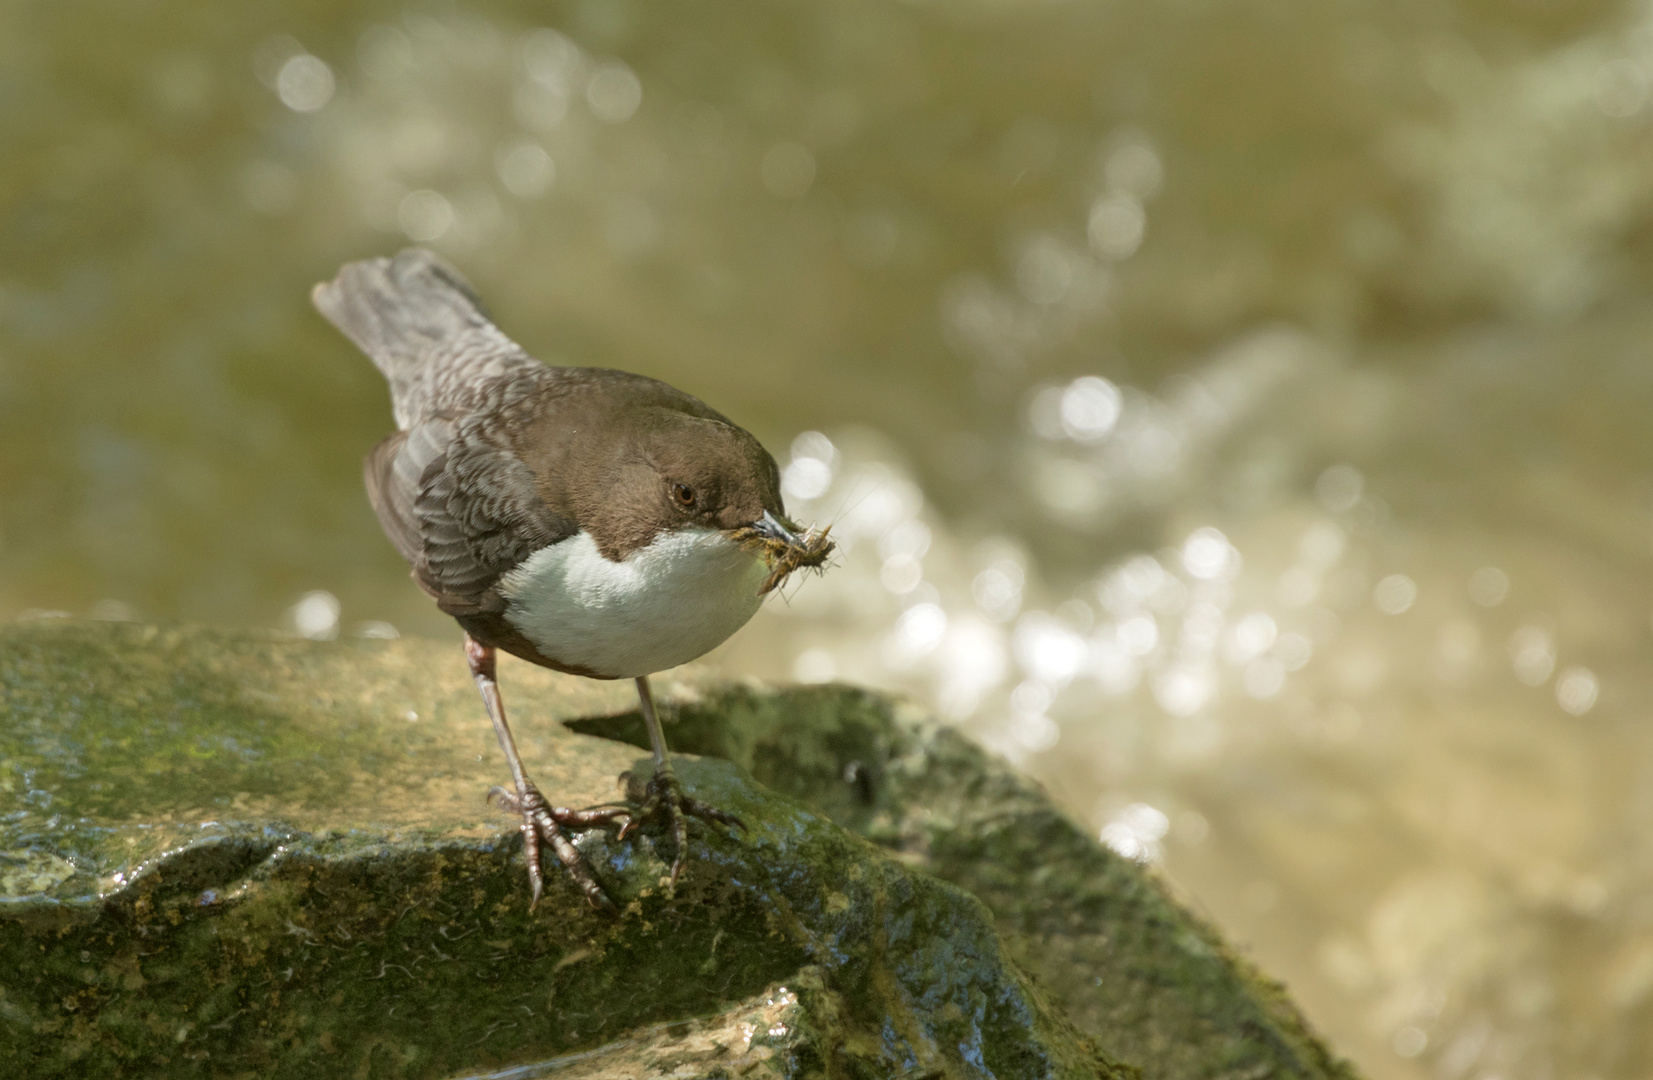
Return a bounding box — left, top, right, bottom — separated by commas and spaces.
616, 674, 744, 884
466, 636, 629, 912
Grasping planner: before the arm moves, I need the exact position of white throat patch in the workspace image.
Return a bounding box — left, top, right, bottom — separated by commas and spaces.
496, 527, 768, 679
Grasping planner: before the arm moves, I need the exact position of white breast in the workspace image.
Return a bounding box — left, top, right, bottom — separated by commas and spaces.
496, 527, 768, 679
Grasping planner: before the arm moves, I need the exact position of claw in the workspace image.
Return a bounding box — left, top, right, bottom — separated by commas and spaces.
619, 765, 745, 884
489, 782, 628, 911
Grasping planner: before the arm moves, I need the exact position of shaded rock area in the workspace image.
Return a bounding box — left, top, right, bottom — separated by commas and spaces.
0, 623, 1355, 1079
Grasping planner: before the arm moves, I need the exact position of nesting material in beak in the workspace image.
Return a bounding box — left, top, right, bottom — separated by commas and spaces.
728, 511, 836, 595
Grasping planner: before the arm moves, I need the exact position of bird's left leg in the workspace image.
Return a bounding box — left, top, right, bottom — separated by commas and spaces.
616, 674, 744, 883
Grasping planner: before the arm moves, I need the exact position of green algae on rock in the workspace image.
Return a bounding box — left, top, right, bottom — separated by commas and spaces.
570, 684, 1362, 1080
0, 623, 1124, 1079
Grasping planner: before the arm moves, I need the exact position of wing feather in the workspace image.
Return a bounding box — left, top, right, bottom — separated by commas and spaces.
366, 407, 573, 615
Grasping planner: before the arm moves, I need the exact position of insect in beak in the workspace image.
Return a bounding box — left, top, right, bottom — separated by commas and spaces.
728, 511, 836, 595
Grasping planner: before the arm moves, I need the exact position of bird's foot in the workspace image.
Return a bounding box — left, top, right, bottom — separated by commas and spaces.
617, 764, 745, 885
488, 784, 631, 912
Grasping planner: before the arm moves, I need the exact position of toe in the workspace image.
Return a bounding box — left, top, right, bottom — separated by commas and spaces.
680, 794, 745, 831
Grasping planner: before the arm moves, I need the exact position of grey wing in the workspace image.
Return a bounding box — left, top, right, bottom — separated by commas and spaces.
364, 414, 575, 614
363, 430, 424, 568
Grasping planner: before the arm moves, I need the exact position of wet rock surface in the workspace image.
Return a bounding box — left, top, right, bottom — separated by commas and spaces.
0, 623, 1352, 1079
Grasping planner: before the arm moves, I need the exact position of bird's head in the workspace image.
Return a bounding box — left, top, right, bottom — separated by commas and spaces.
573, 408, 834, 592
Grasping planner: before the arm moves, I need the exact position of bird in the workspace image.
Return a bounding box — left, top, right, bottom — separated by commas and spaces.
312, 248, 833, 911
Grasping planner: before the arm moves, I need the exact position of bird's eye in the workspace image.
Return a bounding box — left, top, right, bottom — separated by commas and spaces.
672, 483, 696, 507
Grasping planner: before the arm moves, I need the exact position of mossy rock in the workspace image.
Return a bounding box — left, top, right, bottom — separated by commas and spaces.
0, 622, 1355, 1079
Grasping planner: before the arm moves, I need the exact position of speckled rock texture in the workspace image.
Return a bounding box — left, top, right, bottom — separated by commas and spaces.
0, 623, 1357, 1079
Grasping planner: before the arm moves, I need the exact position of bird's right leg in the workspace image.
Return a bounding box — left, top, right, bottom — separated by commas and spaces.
465, 636, 629, 912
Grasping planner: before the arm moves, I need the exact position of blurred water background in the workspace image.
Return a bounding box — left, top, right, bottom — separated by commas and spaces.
5, 1, 1653, 1075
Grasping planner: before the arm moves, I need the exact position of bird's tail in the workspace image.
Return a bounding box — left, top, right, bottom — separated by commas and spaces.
311, 248, 526, 429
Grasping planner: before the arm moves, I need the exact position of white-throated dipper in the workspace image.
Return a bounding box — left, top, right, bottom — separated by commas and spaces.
312, 248, 832, 911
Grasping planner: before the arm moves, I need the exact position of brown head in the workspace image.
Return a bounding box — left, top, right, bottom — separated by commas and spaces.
565, 406, 829, 583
